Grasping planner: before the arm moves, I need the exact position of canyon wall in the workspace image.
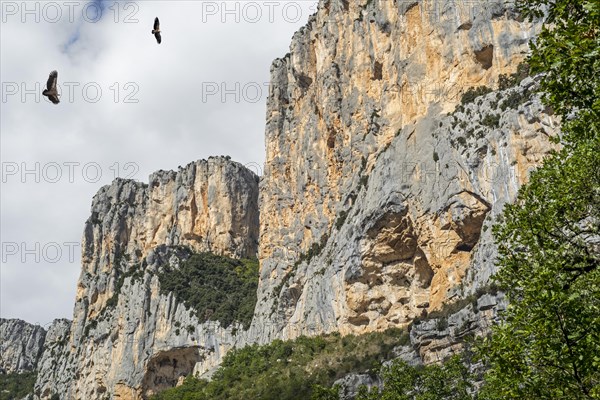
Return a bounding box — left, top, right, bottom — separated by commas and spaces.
34, 157, 259, 399
252, 0, 554, 345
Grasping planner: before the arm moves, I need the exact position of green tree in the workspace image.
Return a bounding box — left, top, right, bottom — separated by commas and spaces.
0, 372, 37, 400
521, 0, 599, 131
479, 138, 600, 399
310, 384, 341, 400
157, 253, 259, 329
150, 376, 208, 400
478, 0, 600, 398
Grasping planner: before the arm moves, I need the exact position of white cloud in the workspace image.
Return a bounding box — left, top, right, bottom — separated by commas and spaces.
0, 0, 318, 326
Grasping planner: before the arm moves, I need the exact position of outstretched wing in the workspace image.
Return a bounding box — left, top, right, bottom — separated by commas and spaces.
154, 32, 161, 44
46, 70, 57, 92
154, 17, 160, 31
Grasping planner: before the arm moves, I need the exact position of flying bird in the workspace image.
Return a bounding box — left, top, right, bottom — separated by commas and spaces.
42, 70, 59, 104
152, 17, 161, 44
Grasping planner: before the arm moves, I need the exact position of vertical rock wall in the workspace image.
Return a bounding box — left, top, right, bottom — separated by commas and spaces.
34, 157, 259, 399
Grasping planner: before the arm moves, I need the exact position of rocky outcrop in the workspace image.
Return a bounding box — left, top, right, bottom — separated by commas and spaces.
0, 319, 46, 374
252, 0, 555, 348
259, 0, 540, 269
83, 156, 258, 263
34, 157, 259, 399
32, 319, 71, 399
334, 373, 382, 400
409, 291, 507, 364
253, 71, 557, 354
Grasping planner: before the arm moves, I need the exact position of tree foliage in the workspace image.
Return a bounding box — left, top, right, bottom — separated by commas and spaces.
150, 329, 408, 400
520, 0, 600, 126
158, 253, 259, 329
479, 139, 600, 399
478, 0, 600, 398
310, 384, 341, 400
0, 371, 37, 400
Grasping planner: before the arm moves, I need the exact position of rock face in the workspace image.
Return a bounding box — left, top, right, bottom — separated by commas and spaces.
30, 1, 562, 398
32, 319, 71, 395
83, 156, 258, 262
259, 0, 538, 270
251, 0, 555, 347
253, 73, 557, 357
34, 157, 259, 399
409, 292, 507, 364
0, 319, 46, 374
334, 373, 382, 400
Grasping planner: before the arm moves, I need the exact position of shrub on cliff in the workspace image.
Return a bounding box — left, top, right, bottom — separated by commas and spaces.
158, 252, 259, 329
150, 328, 408, 400
356, 355, 474, 400
0, 371, 37, 399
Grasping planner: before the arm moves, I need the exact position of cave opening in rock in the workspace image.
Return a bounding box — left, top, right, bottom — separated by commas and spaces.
141, 346, 204, 399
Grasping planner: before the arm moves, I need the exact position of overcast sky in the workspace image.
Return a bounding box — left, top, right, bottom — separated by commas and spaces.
0, 0, 318, 328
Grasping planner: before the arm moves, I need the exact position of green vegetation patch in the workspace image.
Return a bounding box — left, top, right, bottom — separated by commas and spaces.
158, 252, 259, 329
481, 113, 501, 129
497, 63, 530, 91
335, 210, 349, 230
460, 86, 493, 106
499, 89, 530, 112
151, 328, 409, 400
0, 371, 36, 400
272, 233, 330, 305
357, 355, 475, 400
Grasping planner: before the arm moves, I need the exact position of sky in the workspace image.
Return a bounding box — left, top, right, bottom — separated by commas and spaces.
0, 0, 319, 328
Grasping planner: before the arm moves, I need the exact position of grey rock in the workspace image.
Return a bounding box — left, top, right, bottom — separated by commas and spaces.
34, 158, 259, 399
0, 319, 46, 374
477, 294, 497, 311
334, 373, 382, 400
391, 345, 421, 366
33, 319, 72, 400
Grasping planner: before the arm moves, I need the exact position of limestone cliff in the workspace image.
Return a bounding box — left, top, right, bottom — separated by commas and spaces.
0, 319, 46, 374
254, 75, 557, 358
33, 157, 259, 399
252, 0, 555, 348
260, 0, 538, 269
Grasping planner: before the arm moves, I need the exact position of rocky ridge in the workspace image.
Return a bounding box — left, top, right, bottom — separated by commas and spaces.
33, 157, 259, 399
0, 319, 46, 374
